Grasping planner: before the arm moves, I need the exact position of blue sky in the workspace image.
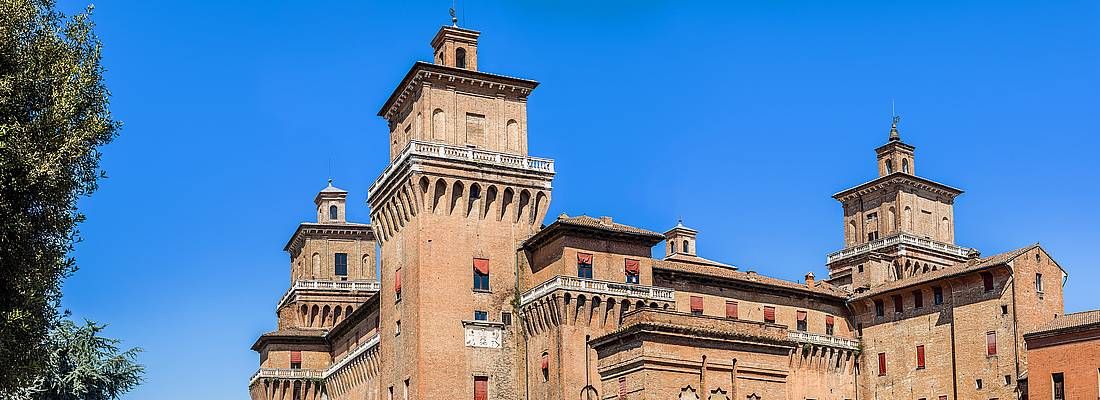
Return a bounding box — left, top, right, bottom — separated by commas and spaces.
57, 1, 1098, 398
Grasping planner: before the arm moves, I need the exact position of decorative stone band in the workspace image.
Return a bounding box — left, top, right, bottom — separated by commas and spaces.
826, 232, 973, 264
520, 275, 675, 307
787, 330, 861, 351
368, 140, 555, 199
275, 279, 380, 311
248, 333, 381, 388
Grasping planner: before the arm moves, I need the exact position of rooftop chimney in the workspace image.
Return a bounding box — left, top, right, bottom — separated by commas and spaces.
805, 272, 816, 287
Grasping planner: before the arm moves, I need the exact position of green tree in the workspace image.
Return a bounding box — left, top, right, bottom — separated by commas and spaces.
0, 0, 124, 393
2, 318, 144, 400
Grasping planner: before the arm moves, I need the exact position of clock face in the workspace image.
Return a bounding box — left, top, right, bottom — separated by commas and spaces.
464, 325, 503, 348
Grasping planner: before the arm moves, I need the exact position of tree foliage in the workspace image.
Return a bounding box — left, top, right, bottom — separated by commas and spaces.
0, 0, 121, 392
2, 318, 144, 400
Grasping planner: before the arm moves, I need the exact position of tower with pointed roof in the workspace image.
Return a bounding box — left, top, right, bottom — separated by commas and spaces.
827, 118, 972, 290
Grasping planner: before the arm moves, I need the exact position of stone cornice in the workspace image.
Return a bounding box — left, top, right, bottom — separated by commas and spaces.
283, 223, 374, 255
377, 61, 539, 121
833, 172, 963, 202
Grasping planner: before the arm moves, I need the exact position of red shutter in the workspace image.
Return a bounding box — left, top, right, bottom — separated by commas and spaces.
878, 353, 887, 376
577, 252, 593, 264
987, 331, 997, 355
624, 259, 640, 275
473, 258, 490, 275
395, 270, 402, 293
725, 301, 738, 319
618, 376, 627, 399
690, 296, 703, 312
474, 376, 488, 400
540, 353, 549, 370
916, 345, 926, 368
764, 306, 776, 323
826, 315, 835, 326
796, 311, 807, 321
290, 351, 302, 363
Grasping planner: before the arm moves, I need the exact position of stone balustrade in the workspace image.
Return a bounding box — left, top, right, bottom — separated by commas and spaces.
520, 275, 675, 306
826, 232, 972, 264
787, 330, 861, 350
369, 140, 555, 198
276, 279, 380, 310
249, 368, 323, 386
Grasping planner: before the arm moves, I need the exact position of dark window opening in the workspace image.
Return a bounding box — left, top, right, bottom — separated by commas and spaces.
874, 300, 885, 317
1052, 372, 1064, 400
933, 286, 944, 305
334, 253, 348, 276
474, 269, 490, 291
578, 263, 592, 279
456, 48, 467, 69
982, 272, 995, 292
501, 312, 512, 326
474, 310, 487, 321
892, 295, 903, 313
913, 290, 924, 309
329, 205, 338, 220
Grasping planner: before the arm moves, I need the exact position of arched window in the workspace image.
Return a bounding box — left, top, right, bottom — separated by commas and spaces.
902, 158, 910, 173
885, 159, 893, 174
682, 240, 689, 253
329, 205, 338, 220
456, 48, 467, 69
432, 109, 445, 141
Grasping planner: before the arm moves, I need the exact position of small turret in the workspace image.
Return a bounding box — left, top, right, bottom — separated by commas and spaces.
664, 219, 698, 256
315, 179, 348, 224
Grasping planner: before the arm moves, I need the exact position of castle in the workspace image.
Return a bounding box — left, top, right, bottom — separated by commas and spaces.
248, 23, 1070, 400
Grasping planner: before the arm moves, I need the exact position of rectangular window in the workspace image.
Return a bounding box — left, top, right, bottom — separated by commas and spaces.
826, 315, 835, 335
916, 345, 925, 369
1052, 372, 1064, 400
335, 253, 348, 276
725, 301, 738, 319
796, 310, 808, 332
290, 351, 302, 369
690, 296, 703, 315
878, 353, 887, 376
501, 312, 512, 326
982, 272, 995, 292
473, 258, 490, 291
764, 306, 776, 324
577, 253, 593, 279
874, 300, 885, 317
933, 286, 944, 305
474, 376, 489, 400
892, 295, 903, 313
976, 379, 983, 389
388, 386, 394, 400
867, 212, 878, 221
1036, 273, 1044, 293
1004, 375, 1011, 385
987, 331, 997, 355
913, 290, 924, 309
395, 269, 402, 302
867, 231, 879, 241
625, 259, 640, 284
939, 396, 947, 400
474, 310, 487, 321
403, 379, 409, 400
395, 320, 400, 336
857, 322, 863, 337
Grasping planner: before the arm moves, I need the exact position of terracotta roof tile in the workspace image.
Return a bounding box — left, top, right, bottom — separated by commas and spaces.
654, 259, 848, 299
852, 244, 1039, 299
1027, 309, 1100, 336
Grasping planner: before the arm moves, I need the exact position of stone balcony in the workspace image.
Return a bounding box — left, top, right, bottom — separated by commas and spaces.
248, 368, 323, 386
368, 140, 555, 198
276, 279, 380, 310
520, 275, 675, 307
787, 330, 861, 351
826, 232, 973, 264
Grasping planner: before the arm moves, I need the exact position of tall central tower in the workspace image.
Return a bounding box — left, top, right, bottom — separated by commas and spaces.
368, 24, 554, 400
826, 119, 974, 291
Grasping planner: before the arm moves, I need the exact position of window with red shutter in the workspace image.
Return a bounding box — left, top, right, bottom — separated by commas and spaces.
290, 351, 302, 369
624, 259, 640, 284
725, 301, 738, 319
986, 331, 997, 355
763, 306, 776, 324
474, 376, 488, 400
878, 353, 887, 376
916, 345, 926, 369
540, 353, 549, 371
796, 310, 807, 331
690, 296, 703, 315
825, 315, 835, 335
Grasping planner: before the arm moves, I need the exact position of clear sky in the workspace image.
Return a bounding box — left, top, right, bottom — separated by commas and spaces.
56, 1, 1098, 398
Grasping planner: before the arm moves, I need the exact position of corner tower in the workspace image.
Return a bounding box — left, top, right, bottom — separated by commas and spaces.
368, 24, 554, 400
826, 118, 974, 291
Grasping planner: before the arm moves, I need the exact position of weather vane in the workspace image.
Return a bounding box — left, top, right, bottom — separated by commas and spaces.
450, 1, 458, 27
